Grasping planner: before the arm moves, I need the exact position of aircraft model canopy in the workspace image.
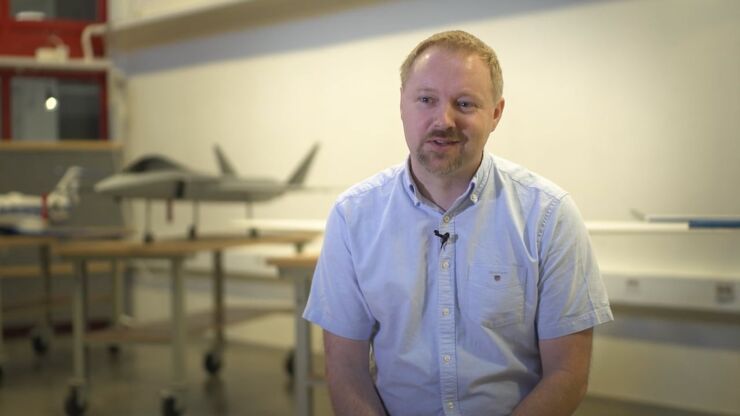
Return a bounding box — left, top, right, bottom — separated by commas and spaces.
122, 156, 190, 173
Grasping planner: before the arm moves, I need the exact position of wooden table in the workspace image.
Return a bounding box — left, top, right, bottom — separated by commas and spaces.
56, 232, 320, 416
266, 254, 320, 416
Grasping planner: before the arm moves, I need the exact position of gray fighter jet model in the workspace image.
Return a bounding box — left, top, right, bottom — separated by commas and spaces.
95, 143, 319, 241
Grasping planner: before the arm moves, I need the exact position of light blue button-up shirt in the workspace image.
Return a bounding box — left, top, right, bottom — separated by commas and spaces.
304, 153, 613, 416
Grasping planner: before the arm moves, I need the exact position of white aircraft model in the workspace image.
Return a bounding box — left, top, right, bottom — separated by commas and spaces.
0, 167, 82, 234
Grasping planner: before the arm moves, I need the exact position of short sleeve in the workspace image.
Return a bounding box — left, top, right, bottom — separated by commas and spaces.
536, 195, 613, 339
302, 202, 377, 340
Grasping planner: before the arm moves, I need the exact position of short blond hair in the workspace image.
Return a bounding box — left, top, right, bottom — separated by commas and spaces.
400, 30, 503, 102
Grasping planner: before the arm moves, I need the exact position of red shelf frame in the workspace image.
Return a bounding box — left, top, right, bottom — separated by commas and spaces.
0, 0, 108, 141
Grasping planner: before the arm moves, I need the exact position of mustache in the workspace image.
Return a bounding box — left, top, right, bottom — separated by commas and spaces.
425, 128, 465, 142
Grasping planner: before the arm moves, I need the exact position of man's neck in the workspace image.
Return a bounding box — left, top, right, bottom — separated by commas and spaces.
409, 161, 478, 212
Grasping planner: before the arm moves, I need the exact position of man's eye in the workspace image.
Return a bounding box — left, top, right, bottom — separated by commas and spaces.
458, 101, 475, 109
419, 96, 434, 104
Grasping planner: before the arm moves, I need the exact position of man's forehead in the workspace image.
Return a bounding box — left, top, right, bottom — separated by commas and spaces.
414, 45, 480, 69
406, 47, 492, 96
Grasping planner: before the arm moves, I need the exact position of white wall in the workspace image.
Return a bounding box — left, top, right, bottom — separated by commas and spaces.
113, 0, 740, 414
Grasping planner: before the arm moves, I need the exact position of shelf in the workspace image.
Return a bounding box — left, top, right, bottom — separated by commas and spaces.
84, 305, 293, 344
601, 269, 739, 314
586, 221, 740, 234
0, 55, 110, 72
109, 0, 389, 51
0, 140, 122, 151
111, 0, 250, 31
0, 261, 113, 279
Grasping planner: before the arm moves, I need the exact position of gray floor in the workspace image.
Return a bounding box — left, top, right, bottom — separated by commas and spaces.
0, 335, 722, 416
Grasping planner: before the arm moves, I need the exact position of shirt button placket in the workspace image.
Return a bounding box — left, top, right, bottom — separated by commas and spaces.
437, 217, 458, 415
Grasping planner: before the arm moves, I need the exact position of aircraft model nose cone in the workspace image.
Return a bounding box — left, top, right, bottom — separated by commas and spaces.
94, 177, 115, 194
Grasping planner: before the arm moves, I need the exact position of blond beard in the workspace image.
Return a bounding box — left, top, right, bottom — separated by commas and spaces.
416, 148, 464, 176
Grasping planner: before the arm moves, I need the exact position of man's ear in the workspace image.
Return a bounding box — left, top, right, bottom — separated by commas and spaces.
490, 97, 505, 132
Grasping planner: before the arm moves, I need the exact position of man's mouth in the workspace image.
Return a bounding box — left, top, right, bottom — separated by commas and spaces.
425, 129, 464, 147
429, 138, 460, 146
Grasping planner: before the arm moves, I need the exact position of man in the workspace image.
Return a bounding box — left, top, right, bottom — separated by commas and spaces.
304, 30, 613, 416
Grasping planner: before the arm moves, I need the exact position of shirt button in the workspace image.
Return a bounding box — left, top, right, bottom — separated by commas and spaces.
443, 215, 451, 223
441, 260, 449, 270
447, 401, 454, 409
470, 194, 478, 203
443, 354, 451, 363
442, 307, 450, 316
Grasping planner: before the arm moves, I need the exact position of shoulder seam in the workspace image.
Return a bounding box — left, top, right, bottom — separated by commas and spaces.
337, 165, 403, 204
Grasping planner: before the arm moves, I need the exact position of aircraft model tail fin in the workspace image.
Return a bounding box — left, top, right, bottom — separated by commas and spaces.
49, 166, 83, 203
47, 166, 83, 222
214, 144, 237, 176
287, 143, 320, 186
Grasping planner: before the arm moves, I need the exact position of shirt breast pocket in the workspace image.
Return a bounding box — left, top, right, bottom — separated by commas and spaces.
463, 263, 525, 329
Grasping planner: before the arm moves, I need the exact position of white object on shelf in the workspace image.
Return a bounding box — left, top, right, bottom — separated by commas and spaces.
15, 11, 45, 21
35, 45, 70, 62
81, 23, 108, 62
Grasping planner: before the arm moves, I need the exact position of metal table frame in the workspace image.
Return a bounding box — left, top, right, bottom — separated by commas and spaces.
57, 233, 319, 415
267, 255, 320, 416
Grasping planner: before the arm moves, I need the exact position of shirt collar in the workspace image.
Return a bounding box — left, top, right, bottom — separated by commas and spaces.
468, 152, 493, 204
403, 157, 423, 207
403, 153, 493, 210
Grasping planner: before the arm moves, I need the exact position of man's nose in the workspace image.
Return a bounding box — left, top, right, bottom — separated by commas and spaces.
433, 103, 456, 129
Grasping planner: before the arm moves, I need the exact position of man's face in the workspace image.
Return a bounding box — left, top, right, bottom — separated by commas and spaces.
400, 46, 504, 180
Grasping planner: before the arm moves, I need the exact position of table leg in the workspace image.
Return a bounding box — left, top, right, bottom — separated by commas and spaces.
0, 272, 5, 378
293, 271, 313, 416
165, 257, 187, 412
207, 250, 225, 374
32, 244, 53, 355
66, 260, 89, 412
112, 260, 125, 326
73, 260, 89, 382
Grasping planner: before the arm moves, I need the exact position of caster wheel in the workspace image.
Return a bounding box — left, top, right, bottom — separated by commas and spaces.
284, 349, 295, 377
203, 352, 222, 375
64, 388, 86, 416
108, 344, 121, 356
162, 395, 182, 416
32, 334, 49, 356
